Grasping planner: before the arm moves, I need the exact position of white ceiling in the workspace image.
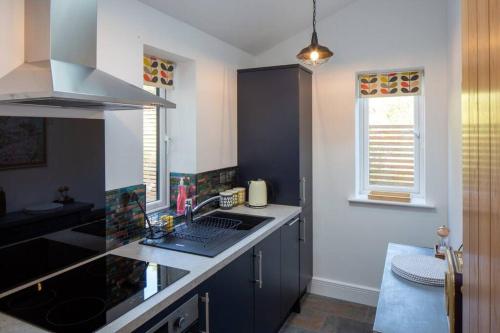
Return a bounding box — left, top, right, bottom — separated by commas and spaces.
138, 0, 356, 55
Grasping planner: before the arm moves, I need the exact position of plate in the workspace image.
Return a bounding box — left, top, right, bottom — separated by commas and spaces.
391, 254, 447, 286
24, 203, 64, 215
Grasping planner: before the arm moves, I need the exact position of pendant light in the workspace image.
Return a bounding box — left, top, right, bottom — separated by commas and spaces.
296, 0, 334, 66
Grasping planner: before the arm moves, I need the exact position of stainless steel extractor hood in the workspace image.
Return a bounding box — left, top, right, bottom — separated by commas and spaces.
0, 0, 175, 110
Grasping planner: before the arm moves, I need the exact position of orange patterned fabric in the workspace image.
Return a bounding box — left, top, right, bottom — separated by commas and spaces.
143, 55, 174, 89
358, 70, 423, 97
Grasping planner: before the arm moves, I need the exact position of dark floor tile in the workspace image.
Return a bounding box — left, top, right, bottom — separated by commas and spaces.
280, 294, 377, 333
301, 294, 376, 324
320, 315, 374, 333
288, 307, 329, 331
279, 323, 318, 333
364, 306, 376, 324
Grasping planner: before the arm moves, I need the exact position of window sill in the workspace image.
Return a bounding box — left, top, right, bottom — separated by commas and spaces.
348, 196, 435, 209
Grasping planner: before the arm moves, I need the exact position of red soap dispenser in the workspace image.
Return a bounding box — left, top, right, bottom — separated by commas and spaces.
176, 177, 187, 214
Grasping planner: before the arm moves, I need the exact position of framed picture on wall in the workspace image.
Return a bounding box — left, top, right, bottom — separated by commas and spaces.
0, 117, 46, 170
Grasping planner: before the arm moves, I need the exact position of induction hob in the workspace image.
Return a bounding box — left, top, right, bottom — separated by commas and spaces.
0, 238, 99, 293
0, 254, 189, 333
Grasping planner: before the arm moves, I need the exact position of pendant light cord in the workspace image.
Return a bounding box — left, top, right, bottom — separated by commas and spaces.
312, 0, 317, 33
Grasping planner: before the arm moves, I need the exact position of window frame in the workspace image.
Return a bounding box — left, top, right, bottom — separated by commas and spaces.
357, 94, 425, 199
145, 88, 169, 212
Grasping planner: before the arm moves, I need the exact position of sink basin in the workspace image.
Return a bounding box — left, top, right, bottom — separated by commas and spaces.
204, 211, 274, 230
141, 211, 274, 257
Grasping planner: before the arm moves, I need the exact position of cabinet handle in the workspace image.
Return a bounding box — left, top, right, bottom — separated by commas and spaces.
254, 251, 263, 289
287, 217, 300, 226
200, 292, 210, 333
301, 177, 306, 205
300, 217, 306, 243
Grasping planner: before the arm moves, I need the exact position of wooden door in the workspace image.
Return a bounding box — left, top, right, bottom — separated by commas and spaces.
462, 0, 500, 331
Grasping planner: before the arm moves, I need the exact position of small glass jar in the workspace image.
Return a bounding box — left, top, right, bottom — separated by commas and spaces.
219, 191, 234, 210
233, 187, 246, 205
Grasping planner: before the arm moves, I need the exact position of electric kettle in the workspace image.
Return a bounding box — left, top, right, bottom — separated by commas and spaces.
248, 179, 267, 208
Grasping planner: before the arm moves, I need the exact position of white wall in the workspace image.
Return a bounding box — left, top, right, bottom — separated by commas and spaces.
0, 0, 255, 191
447, 0, 462, 249
97, 0, 255, 188
0, 0, 23, 78
256, 0, 450, 305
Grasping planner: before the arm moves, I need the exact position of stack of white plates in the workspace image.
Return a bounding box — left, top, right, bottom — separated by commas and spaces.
391, 254, 447, 286
24, 203, 64, 215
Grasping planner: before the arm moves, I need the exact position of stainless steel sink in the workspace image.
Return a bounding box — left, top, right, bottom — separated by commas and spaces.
141, 211, 274, 257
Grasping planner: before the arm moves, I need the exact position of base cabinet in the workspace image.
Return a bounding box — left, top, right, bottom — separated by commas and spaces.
254, 229, 282, 333
198, 248, 255, 333
138, 216, 302, 333
299, 206, 313, 295
280, 216, 301, 323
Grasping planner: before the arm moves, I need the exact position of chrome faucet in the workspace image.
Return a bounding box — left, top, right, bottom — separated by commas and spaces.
184, 195, 221, 224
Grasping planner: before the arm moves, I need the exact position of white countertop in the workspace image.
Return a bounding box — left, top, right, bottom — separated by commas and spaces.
0, 204, 301, 333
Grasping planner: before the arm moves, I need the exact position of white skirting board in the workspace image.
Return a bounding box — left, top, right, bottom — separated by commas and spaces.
309, 277, 380, 307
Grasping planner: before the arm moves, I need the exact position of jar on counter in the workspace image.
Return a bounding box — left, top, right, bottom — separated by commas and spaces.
228, 190, 239, 207
219, 191, 234, 210
233, 187, 246, 205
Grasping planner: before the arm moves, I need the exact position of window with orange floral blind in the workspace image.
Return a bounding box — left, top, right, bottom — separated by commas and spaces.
357, 70, 425, 197
142, 54, 173, 209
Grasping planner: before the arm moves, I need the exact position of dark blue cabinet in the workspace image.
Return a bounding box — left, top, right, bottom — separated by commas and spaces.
200, 217, 300, 333
254, 229, 282, 333
238, 65, 313, 299
280, 216, 301, 323
198, 248, 255, 333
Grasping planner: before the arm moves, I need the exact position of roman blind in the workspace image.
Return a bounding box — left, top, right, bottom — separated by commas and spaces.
358, 70, 423, 98
143, 54, 174, 89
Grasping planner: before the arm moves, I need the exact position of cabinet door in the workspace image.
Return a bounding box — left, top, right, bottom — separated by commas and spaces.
299, 68, 313, 210
200, 248, 255, 333
280, 216, 301, 322
254, 229, 281, 333
299, 206, 313, 295
237, 67, 301, 205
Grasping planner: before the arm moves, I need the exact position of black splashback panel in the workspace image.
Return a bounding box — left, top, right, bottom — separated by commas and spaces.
0, 117, 106, 292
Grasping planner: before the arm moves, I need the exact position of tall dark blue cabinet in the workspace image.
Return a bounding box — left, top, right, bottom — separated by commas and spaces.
237, 64, 313, 298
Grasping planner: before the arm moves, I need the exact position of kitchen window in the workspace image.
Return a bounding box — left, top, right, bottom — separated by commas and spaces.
356, 70, 425, 200
143, 85, 168, 210
143, 54, 174, 211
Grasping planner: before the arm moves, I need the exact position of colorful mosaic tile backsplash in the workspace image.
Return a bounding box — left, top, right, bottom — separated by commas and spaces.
105, 184, 146, 250
169, 166, 238, 213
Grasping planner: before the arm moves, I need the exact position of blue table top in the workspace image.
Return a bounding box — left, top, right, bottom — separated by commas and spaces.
373, 243, 448, 333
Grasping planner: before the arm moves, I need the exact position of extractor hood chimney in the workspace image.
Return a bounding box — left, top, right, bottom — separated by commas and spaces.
0, 0, 175, 110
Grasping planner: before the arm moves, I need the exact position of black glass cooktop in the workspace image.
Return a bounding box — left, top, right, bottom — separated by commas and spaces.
0, 254, 189, 333
0, 238, 99, 293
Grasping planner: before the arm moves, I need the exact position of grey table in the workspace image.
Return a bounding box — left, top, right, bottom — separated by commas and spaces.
373, 243, 448, 333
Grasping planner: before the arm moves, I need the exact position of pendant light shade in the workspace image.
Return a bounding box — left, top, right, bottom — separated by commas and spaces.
297, 0, 334, 66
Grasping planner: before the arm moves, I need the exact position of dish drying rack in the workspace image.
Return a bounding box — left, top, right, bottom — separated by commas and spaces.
144, 211, 242, 243
170, 215, 242, 243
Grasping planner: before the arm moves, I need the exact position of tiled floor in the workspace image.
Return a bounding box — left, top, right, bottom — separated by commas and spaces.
279, 294, 376, 333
